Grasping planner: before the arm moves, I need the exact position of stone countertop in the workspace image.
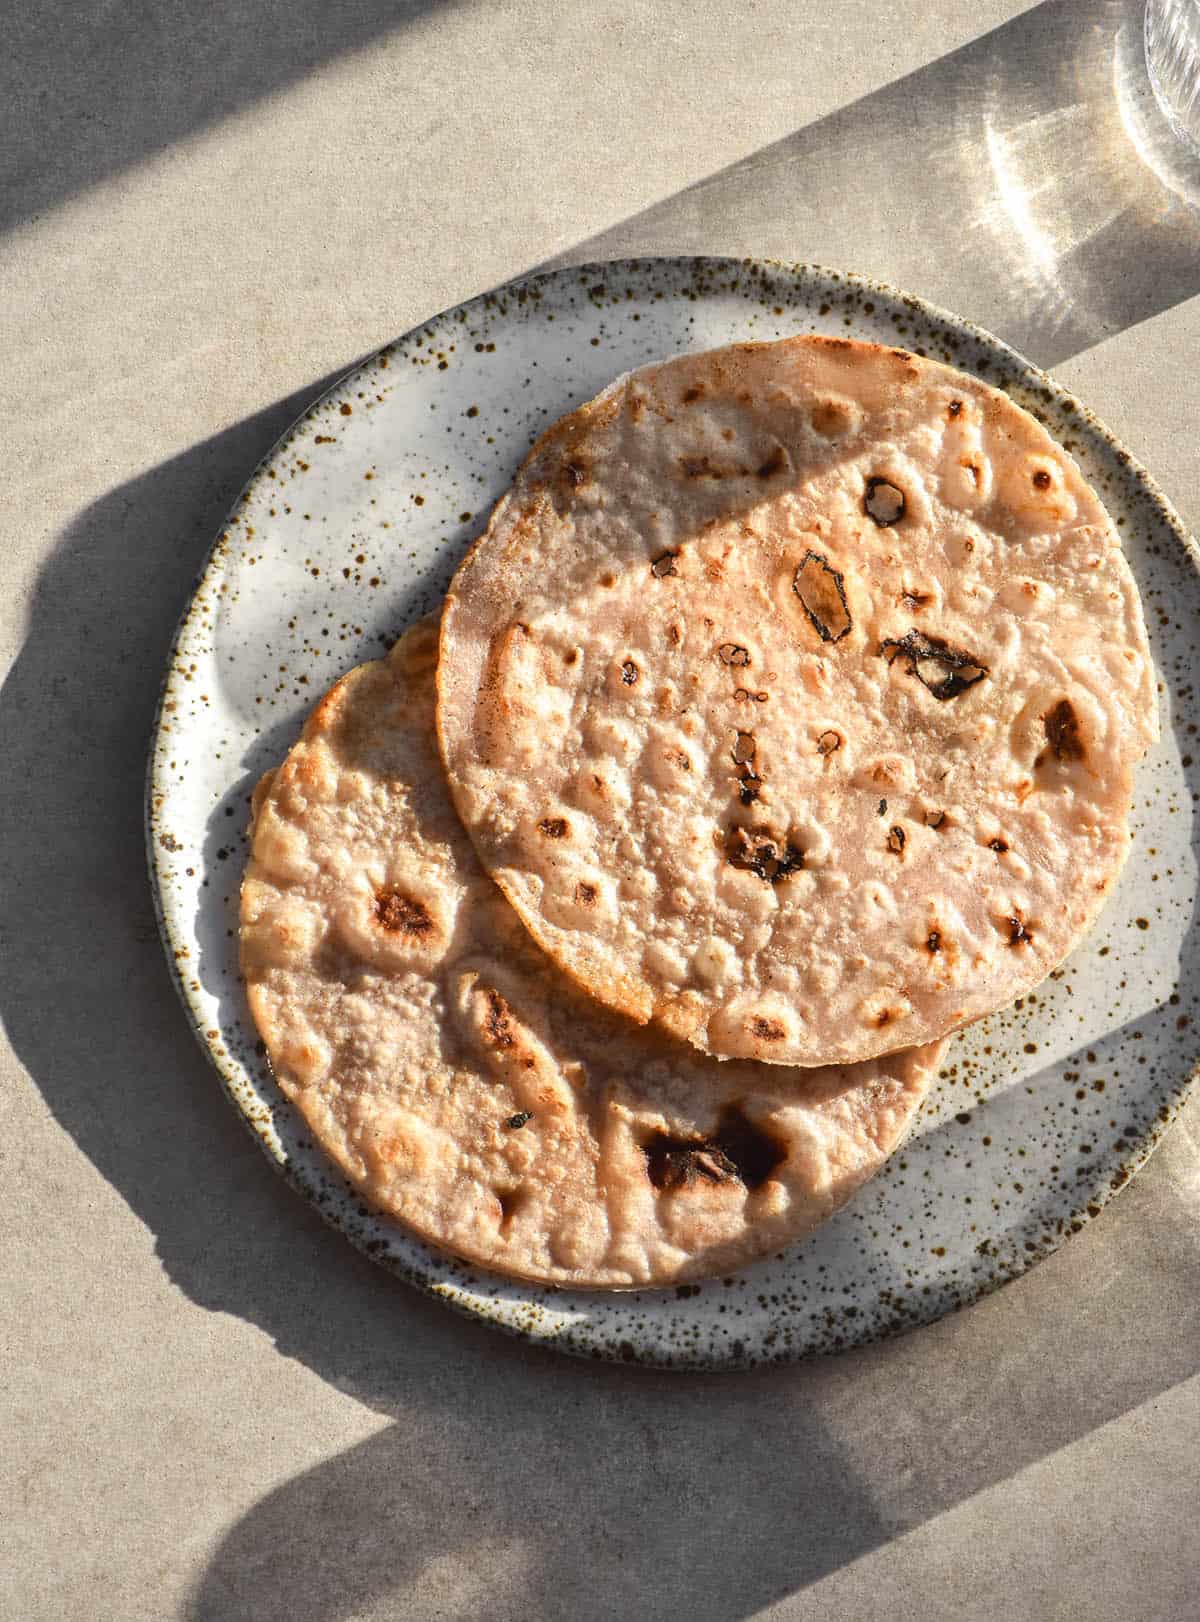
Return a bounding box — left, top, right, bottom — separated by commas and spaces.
4, 3, 1199, 1618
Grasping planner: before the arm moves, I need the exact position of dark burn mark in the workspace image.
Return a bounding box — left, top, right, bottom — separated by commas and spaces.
645, 1137, 737, 1192
1008, 916, 1033, 946
575, 882, 597, 906
925, 809, 947, 829
563, 460, 588, 488
880, 629, 988, 700
878, 799, 888, 816
863, 476, 906, 526
725, 824, 804, 883
948, 399, 963, 418
1032, 468, 1053, 490
737, 770, 762, 805
537, 817, 568, 838
900, 588, 932, 609
484, 989, 515, 1048
989, 837, 1009, 853
731, 731, 756, 765
651, 550, 679, 578
505, 1111, 532, 1130
757, 445, 789, 480
374, 889, 434, 937
793, 550, 852, 643
926, 930, 942, 954
718, 643, 751, 667
715, 1108, 786, 1187
887, 826, 906, 854
749, 1017, 786, 1041
621, 659, 639, 685
644, 1106, 785, 1194
816, 729, 842, 756
682, 385, 705, 403
1043, 698, 1085, 761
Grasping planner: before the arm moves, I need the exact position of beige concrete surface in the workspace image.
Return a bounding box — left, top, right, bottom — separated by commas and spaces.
4, 2, 1200, 1618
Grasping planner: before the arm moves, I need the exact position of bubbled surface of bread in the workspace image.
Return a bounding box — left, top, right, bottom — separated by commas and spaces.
239, 621, 944, 1288
436, 337, 1157, 1066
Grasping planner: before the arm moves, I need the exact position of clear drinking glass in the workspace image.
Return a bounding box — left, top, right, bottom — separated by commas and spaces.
1146, 0, 1200, 152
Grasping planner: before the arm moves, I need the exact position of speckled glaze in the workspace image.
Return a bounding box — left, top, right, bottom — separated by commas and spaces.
147, 258, 1200, 1369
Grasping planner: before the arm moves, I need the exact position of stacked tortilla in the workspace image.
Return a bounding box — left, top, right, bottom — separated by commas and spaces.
241, 337, 1155, 1288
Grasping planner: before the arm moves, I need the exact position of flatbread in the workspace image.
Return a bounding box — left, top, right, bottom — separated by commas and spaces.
239, 621, 944, 1288
437, 337, 1157, 1066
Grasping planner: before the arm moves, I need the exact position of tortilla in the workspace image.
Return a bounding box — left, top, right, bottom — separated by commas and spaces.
436, 336, 1157, 1066
239, 622, 944, 1288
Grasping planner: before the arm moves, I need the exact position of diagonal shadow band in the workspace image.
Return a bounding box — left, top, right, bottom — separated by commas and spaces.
540, 0, 1200, 372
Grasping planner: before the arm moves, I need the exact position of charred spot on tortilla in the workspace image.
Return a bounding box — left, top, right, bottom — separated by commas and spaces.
484, 989, 516, 1049
880, 629, 988, 700
793, 550, 852, 644
651, 550, 679, 578
644, 1105, 784, 1193
737, 768, 763, 805
1043, 698, 1085, 761
715, 1106, 786, 1189
718, 643, 751, 667
621, 659, 639, 686
724, 824, 805, 884
374, 889, 434, 937
863, 476, 906, 526
644, 1133, 738, 1192
749, 1017, 786, 1041
538, 817, 569, 838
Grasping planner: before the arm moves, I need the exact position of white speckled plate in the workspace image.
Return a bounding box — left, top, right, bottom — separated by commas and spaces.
147, 258, 1200, 1369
